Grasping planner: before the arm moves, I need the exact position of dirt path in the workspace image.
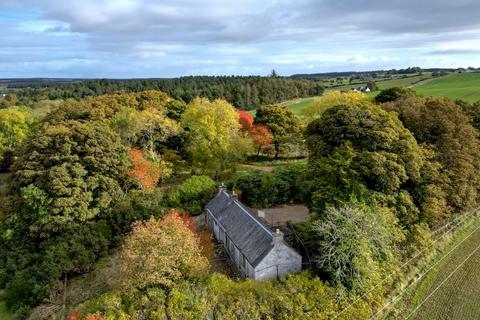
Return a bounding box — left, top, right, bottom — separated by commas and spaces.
239, 164, 274, 172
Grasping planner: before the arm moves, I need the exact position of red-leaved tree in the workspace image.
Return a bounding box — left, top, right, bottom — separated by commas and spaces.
249, 125, 273, 156
128, 148, 161, 193
67, 311, 82, 320
164, 209, 196, 232
237, 110, 254, 131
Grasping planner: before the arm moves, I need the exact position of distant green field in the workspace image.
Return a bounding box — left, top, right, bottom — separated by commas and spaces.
247, 96, 319, 117
280, 97, 317, 114
249, 72, 480, 117
414, 72, 480, 103
330, 73, 433, 91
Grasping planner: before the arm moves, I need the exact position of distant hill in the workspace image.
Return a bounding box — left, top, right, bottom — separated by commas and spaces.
290, 67, 472, 80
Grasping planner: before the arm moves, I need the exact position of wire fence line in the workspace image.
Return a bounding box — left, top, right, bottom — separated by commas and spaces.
369, 221, 480, 320
330, 206, 480, 320
403, 240, 480, 320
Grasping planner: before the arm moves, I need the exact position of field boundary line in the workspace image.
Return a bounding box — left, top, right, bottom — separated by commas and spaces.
331, 207, 480, 319
404, 240, 480, 319
369, 223, 480, 320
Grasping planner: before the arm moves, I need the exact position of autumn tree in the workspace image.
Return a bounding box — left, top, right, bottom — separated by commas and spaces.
383, 96, 480, 217
249, 125, 273, 156
255, 104, 300, 158
237, 110, 254, 131
302, 91, 371, 120
128, 148, 162, 193
0, 106, 35, 171
182, 98, 253, 174
115, 211, 208, 289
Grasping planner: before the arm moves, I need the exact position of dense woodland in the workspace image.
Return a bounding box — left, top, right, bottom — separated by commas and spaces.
1, 84, 480, 319
8, 76, 324, 110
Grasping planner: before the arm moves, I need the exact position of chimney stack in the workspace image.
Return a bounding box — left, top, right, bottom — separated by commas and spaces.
273, 228, 284, 245
219, 182, 226, 192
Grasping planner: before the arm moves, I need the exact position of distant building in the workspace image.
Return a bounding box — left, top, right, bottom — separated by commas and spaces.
351, 86, 370, 93
205, 189, 302, 280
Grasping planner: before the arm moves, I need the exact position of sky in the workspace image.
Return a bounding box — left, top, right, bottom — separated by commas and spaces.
1, 0, 480, 78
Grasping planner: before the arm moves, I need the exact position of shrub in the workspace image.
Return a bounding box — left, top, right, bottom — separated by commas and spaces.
235, 162, 306, 207
168, 175, 216, 215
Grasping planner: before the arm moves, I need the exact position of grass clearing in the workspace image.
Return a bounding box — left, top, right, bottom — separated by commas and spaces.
414, 72, 480, 103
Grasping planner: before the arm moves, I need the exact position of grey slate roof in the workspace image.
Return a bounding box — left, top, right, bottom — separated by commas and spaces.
206, 190, 274, 267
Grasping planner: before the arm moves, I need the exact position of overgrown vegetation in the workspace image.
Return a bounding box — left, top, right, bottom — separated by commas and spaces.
1, 82, 480, 319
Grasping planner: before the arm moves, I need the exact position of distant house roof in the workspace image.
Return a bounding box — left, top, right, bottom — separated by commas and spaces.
206, 191, 274, 267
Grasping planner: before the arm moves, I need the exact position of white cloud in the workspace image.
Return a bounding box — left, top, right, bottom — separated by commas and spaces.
1, 0, 480, 77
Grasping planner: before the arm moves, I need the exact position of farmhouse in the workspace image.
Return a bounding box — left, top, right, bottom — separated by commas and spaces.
352, 86, 370, 92
205, 189, 302, 280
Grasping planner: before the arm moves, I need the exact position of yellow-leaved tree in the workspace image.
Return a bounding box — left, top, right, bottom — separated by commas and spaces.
115, 211, 209, 289
182, 98, 253, 175
302, 91, 371, 120
0, 106, 35, 167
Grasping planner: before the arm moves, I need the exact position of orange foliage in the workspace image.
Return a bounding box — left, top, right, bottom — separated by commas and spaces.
128, 148, 161, 193
164, 209, 195, 232
198, 230, 215, 261
249, 125, 273, 151
237, 110, 254, 131
67, 311, 82, 320
85, 315, 104, 320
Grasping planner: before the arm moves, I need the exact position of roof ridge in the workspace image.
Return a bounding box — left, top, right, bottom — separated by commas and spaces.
230, 198, 273, 237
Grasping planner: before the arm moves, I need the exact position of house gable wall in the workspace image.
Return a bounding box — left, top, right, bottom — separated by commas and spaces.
254, 243, 302, 280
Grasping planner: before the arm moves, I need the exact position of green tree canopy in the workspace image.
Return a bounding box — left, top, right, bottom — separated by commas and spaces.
374, 87, 416, 104
11, 119, 129, 236
383, 96, 480, 216
255, 104, 300, 158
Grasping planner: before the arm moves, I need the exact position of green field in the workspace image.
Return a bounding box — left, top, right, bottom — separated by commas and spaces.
280, 97, 317, 114
329, 73, 433, 91
414, 72, 480, 103
247, 96, 318, 117
250, 72, 480, 118
393, 220, 480, 320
